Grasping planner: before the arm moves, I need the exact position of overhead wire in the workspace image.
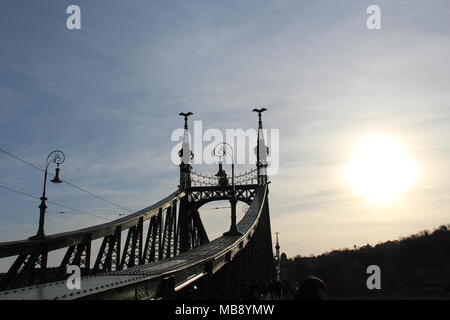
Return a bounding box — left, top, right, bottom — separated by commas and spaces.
0, 147, 133, 213
0, 184, 113, 221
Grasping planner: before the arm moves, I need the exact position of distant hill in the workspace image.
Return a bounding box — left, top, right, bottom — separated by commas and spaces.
281, 224, 450, 298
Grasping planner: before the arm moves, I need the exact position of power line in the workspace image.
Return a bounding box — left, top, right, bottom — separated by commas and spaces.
201, 205, 231, 211
0, 147, 43, 171
0, 147, 133, 213
45, 200, 113, 221
47, 210, 126, 217
0, 184, 113, 221
62, 180, 133, 213
0, 185, 40, 201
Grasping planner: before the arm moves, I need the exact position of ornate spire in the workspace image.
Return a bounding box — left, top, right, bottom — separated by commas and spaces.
252, 108, 269, 185
178, 112, 194, 165
275, 232, 281, 282
252, 108, 267, 129
178, 112, 194, 188
179, 112, 193, 130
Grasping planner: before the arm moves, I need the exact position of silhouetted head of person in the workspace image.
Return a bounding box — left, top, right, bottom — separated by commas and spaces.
295, 276, 327, 300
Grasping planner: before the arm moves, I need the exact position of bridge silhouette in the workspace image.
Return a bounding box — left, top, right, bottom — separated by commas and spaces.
0, 110, 274, 300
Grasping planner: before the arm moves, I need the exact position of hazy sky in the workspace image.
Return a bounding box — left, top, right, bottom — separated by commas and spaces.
1, 1, 450, 261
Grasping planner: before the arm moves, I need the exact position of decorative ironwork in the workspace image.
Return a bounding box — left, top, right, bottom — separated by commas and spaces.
0, 110, 274, 300
30, 150, 66, 240
0, 191, 185, 290
190, 169, 258, 187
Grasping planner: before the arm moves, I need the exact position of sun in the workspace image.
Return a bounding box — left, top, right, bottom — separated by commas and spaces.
345, 136, 416, 203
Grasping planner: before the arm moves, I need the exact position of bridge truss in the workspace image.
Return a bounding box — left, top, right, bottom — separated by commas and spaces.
0, 112, 274, 300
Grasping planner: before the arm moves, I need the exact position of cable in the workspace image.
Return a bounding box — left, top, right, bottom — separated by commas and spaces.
0, 147, 44, 173
198, 206, 230, 216
0, 185, 40, 201
0, 147, 133, 213
47, 210, 126, 217
201, 206, 231, 211
0, 184, 113, 221
45, 200, 113, 221
62, 180, 133, 213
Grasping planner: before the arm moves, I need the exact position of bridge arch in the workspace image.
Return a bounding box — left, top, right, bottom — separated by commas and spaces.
189, 185, 257, 210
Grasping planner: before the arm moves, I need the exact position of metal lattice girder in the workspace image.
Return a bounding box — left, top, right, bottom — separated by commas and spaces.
0, 186, 272, 300
142, 209, 163, 263
58, 233, 92, 278
0, 245, 48, 290
120, 217, 144, 269
0, 190, 184, 260
172, 200, 179, 256
0, 181, 273, 298
162, 200, 178, 258
93, 226, 121, 273
161, 206, 172, 258
0, 191, 185, 290
188, 185, 257, 209
156, 210, 164, 260
0, 113, 276, 295
142, 215, 153, 263
143, 215, 156, 263
191, 209, 209, 246
177, 192, 210, 253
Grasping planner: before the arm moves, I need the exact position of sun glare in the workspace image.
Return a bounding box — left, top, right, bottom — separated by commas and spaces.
345, 136, 416, 203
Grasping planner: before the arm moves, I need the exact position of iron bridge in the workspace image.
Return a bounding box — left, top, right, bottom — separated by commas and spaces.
0, 111, 274, 300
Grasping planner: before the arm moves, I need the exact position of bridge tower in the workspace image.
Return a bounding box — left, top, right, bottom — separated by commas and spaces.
178, 112, 193, 189
0, 110, 275, 300
253, 108, 269, 185
177, 112, 209, 254
210, 108, 274, 298
275, 232, 280, 281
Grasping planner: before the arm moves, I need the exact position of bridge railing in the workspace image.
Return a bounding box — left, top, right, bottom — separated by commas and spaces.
190, 169, 257, 187
103, 184, 269, 299
0, 185, 269, 299
0, 190, 185, 290
101, 185, 268, 297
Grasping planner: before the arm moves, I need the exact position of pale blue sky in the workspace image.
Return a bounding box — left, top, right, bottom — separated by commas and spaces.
1, 1, 450, 262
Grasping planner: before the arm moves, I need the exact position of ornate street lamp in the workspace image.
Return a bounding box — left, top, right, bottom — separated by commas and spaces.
30, 150, 65, 240
214, 142, 242, 237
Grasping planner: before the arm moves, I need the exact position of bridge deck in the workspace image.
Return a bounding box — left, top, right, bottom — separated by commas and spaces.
0, 186, 266, 300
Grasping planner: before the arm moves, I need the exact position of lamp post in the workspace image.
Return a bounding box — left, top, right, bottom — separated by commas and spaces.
214, 142, 242, 237
30, 150, 65, 240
